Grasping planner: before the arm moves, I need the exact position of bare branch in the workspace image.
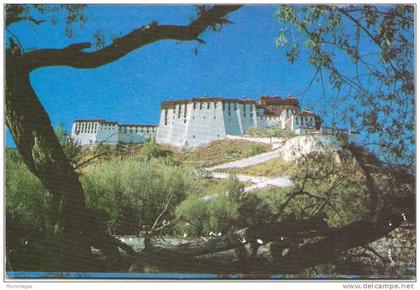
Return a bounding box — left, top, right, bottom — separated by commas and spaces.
6, 15, 46, 27
151, 193, 175, 231
73, 151, 109, 170
24, 5, 242, 70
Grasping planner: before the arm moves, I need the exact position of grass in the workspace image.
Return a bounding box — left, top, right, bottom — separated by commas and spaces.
220, 157, 296, 177
195, 178, 226, 196
245, 127, 296, 139
167, 140, 271, 168
194, 177, 253, 196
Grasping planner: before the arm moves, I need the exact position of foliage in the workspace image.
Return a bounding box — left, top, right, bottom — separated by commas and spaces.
269, 152, 370, 227
6, 4, 88, 42
275, 4, 414, 165
175, 174, 272, 236
222, 174, 245, 199
174, 195, 210, 236
5, 149, 57, 271
246, 127, 296, 139
6, 149, 50, 231
175, 175, 244, 235
244, 143, 269, 157
175, 194, 242, 236
173, 140, 271, 167
81, 158, 197, 234
141, 140, 170, 161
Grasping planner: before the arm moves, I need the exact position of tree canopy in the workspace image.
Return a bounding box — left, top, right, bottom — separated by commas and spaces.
275, 4, 414, 167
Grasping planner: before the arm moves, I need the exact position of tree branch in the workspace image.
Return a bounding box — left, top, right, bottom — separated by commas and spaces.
6, 15, 46, 27
151, 193, 174, 231
24, 5, 242, 70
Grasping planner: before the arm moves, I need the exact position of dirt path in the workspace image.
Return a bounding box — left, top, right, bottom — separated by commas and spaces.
206, 149, 283, 171
210, 172, 292, 192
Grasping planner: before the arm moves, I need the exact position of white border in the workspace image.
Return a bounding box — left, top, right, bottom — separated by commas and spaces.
1, 1, 417, 290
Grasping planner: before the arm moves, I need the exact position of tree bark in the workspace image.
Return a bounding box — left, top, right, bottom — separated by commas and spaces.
128, 209, 413, 274
5, 59, 93, 270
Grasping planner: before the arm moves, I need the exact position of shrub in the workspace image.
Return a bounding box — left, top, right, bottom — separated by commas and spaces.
220, 174, 244, 199
207, 195, 240, 233
141, 140, 169, 161
244, 143, 267, 157
6, 151, 50, 231
6, 151, 55, 271
81, 158, 196, 234
175, 178, 280, 236
175, 194, 241, 236
174, 195, 210, 236
245, 127, 296, 139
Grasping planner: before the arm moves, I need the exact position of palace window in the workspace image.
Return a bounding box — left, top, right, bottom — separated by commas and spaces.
214, 102, 217, 109
207, 102, 210, 109
184, 104, 187, 118
199, 102, 203, 110
178, 105, 181, 118
164, 109, 168, 125
193, 102, 196, 110
234, 103, 237, 110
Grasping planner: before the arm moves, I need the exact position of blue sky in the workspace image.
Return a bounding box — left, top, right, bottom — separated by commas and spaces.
6, 5, 362, 147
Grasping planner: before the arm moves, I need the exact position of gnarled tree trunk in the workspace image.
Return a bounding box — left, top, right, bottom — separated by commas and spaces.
6, 58, 93, 270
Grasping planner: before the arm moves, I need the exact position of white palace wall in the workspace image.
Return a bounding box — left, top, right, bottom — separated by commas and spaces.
71, 120, 156, 146
156, 100, 265, 148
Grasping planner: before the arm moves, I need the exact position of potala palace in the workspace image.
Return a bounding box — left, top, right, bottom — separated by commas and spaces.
71, 95, 326, 147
